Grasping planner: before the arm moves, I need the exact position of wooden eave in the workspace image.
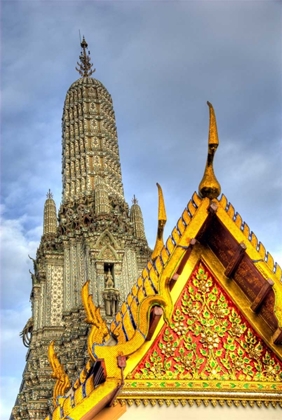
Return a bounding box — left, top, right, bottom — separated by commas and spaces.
207, 196, 282, 345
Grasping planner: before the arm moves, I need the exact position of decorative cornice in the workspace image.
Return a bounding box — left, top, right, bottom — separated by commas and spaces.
115, 395, 282, 408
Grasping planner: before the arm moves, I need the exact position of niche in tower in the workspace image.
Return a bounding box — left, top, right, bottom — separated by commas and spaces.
103, 262, 120, 316
104, 263, 114, 288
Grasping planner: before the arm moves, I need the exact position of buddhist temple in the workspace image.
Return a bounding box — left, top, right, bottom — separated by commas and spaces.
12, 39, 282, 420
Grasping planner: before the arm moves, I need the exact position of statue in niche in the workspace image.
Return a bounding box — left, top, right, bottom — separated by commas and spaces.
103, 290, 120, 317
105, 269, 114, 288
103, 269, 120, 316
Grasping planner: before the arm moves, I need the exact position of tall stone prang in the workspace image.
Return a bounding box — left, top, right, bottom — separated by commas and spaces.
11, 37, 151, 420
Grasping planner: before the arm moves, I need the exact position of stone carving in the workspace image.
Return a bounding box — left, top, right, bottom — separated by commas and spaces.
105, 269, 114, 288
20, 318, 33, 348
28, 255, 40, 284
103, 289, 120, 317
29, 270, 38, 285
103, 269, 120, 316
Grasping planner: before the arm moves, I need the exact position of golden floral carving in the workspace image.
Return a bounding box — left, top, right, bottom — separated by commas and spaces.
131, 262, 282, 382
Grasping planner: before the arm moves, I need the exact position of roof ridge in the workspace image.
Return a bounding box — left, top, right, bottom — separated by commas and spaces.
110, 192, 203, 343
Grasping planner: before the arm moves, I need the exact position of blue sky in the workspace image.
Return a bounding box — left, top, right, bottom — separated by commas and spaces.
1, 1, 282, 418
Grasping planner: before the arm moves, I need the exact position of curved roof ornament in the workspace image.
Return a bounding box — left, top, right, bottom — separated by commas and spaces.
75, 36, 95, 77
151, 183, 167, 261
198, 101, 221, 199
48, 341, 71, 407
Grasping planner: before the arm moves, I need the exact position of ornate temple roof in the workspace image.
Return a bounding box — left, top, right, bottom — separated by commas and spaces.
45, 103, 282, 419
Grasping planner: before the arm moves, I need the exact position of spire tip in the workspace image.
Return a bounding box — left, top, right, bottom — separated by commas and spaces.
132, 195, 138, 205
198, 102, 221, 199
46, 189, 53, 199
75, 36, 95, 77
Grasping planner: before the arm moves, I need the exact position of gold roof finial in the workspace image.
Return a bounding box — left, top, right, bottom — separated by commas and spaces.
198, 101, 221, 199
151, 183, 167, 261
75, 36, 95, 77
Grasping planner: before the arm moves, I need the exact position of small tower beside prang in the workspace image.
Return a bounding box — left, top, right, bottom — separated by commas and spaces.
43, 190, 57, 235
130, 195, 147, 240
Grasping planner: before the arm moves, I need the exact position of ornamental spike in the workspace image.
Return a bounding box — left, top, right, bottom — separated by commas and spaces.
198, 102, 221, 199
151, 183, 167, 261
75, 36, 95, 77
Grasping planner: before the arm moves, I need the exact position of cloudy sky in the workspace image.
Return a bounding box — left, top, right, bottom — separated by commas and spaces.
1, 1, 282, 417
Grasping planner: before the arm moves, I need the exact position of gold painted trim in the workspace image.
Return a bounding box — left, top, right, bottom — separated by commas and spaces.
117, 390, 282, 408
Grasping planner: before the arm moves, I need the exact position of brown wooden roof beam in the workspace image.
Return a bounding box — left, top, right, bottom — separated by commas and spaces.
146, 306, 163, 341
224, 242, 247, 278
175, 238, 198, 279
250, 278, 274, 313
272, 328, 282, 345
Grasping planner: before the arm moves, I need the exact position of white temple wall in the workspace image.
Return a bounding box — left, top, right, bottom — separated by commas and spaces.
121, 404, 281, 420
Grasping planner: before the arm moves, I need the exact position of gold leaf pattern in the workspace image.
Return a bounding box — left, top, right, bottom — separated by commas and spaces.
132, 262, 282, 382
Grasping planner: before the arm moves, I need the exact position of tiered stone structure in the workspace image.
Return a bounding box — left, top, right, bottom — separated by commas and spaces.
11, 38, 151, 419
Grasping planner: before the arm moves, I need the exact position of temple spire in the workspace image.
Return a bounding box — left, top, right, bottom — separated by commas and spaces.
130, 195, 146, 240
75, 36, 95, 77
43, 190, 57, 235
198, 101, 221, 200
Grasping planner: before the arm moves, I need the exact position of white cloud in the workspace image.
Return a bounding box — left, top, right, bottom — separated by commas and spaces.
0, 208, 40, 308
0, 375, 23, 420
0, 306, 31, 420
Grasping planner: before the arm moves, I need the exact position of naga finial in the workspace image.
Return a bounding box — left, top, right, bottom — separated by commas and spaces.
48, 341, 71, 407
81, 281, 110, 361
75, 36, 95, 77
151, 183, 167, 261
198, 101, 221, 199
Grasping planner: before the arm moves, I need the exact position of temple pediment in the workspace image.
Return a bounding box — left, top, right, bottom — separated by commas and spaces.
45, 189, 282, 419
